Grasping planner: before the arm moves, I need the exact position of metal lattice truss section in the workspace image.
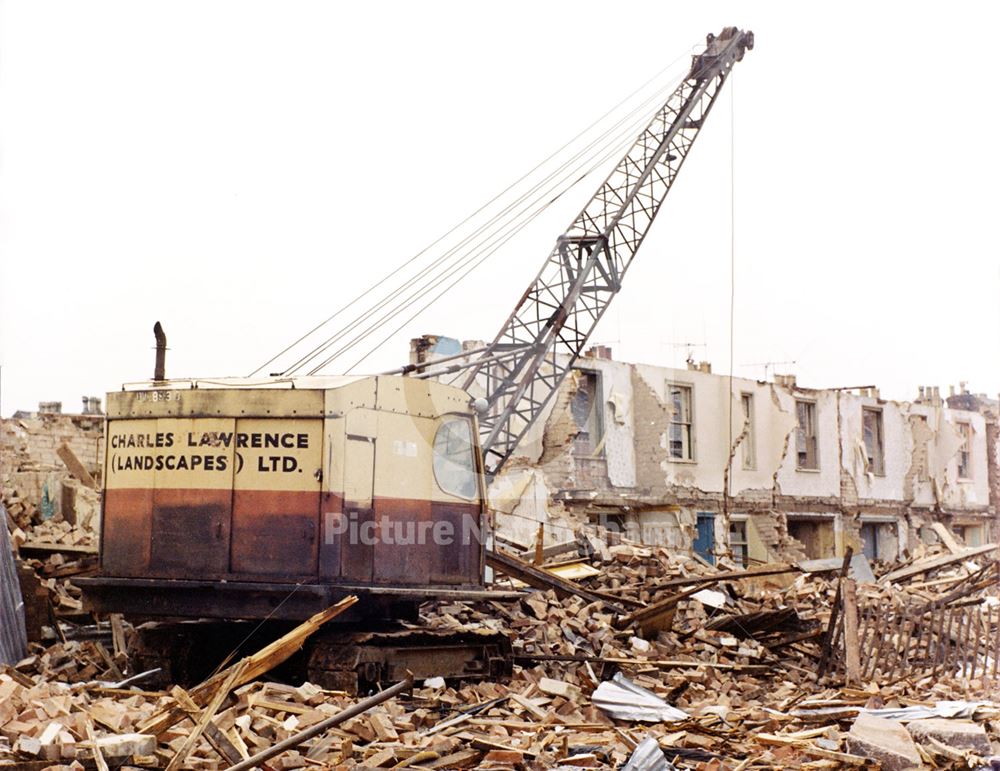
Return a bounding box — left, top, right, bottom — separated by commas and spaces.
464, 28, 753, 476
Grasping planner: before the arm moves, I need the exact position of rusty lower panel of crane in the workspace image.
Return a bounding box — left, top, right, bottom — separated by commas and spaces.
824, 568, 1000, 684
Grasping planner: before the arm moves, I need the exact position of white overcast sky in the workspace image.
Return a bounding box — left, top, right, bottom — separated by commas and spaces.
1, 1, 998, 416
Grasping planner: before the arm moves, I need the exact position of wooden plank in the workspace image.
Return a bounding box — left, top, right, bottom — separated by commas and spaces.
856, 600, 877, 681
931, 603, 948, 675
613, 585, 706, 634
110, 613, 127, 658
165, 659, 247, 771
993, 604, 999, 679
425, 749, 482, 769
138, 595, 358, 736
169, 685, 242, 765
842, 579, 860, 687
955, 608, 969, 679
509, 693, 548, 721
93, 641, 123, 681
970, 607, 983, 679
18, 540, 98, 555
485, 549, 630, 613
889, 614, 914, 683
83, 720, 110, 771
648, 563, 801, 591
879, 543, 997, 584
817, 548, 853, 676
57, 442, 98, 490
905, 608, 930, 677
801, 745, 870, 766
931, 522, 964, 554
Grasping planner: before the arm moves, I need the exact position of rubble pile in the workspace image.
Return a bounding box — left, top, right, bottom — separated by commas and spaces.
3, 534, 1000, 770
1, 413, 102, 541
2, 414, 102, 628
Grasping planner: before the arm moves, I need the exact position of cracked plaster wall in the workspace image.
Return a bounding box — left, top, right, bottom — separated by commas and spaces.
411, 335, 996, 557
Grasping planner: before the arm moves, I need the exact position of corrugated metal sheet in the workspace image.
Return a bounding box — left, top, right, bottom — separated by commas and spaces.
0, 505, 28, 664
622, 736, 677, 771
592, 672, 688, 723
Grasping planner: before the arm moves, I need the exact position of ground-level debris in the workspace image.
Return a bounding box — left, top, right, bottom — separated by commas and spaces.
6, 514, 1000, 769
845, 712, 923, 771
905, 718, 991, 756
621, 735, 676, 771
222, 674, 414, 771
591, 672, 688, 723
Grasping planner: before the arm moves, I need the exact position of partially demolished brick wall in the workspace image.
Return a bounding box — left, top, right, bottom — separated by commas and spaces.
1, 414, 103, 532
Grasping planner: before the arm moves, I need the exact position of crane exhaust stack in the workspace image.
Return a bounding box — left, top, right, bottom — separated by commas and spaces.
153, 322, 167, 382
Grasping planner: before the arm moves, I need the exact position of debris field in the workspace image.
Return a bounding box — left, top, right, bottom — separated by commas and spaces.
4, 503, 1000, 770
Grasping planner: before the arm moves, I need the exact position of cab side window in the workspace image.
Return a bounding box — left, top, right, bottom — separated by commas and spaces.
432, 418, 478, 500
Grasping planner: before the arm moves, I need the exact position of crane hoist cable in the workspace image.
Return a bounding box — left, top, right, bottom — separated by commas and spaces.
284, 79, 682, 376
307, 87, 689, 376
284, 67, 691, 376
336, 109, 678, 375
251, 47, 697, 377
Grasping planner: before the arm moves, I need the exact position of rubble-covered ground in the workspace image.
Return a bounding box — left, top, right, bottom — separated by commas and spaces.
5, 415, 1000, 769
4, 514, 1000, 770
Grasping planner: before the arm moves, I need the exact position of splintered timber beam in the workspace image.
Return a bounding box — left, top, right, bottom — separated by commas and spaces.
486, 549, 631, 614
841, 579, 860, 687
138, 595, 359, 737
165, 660, 248, 771
614, 584, 707, 635
168, 685, 243, 765
645, 563, 801, 592
817, 548, 853, 676
878, 543, 998, 584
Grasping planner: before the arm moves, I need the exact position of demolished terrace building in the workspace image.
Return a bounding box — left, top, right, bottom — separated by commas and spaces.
412, 335, 997, 568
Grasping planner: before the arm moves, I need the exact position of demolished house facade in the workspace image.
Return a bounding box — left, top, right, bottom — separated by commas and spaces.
412, 335, 997, 567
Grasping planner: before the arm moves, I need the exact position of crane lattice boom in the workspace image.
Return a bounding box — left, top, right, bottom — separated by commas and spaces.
463, 27, 753, 475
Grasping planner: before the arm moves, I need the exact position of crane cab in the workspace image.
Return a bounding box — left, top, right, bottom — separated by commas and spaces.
80, 375, 490, 620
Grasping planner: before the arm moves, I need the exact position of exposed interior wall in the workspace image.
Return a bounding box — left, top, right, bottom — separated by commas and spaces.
415, 335, 997, 565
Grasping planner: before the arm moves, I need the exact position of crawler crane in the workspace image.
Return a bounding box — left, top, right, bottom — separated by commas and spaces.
80, 27, 753, 691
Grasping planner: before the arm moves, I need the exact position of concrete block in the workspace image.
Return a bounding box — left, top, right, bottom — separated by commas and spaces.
845, 713, 922, 771
906, 718, 990, 755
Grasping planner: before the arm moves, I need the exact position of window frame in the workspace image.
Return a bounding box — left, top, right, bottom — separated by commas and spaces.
953, 523, 983, 546
862, 406, 886, 477
729, 517, 749, 567
666, 382, 695, 462
795, 399, 819, 471
913, 414, 931, 481
740, 392, 756, 470
956, 421, 973, 480
570, 368, 605, 459
431, 415, 481, 501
